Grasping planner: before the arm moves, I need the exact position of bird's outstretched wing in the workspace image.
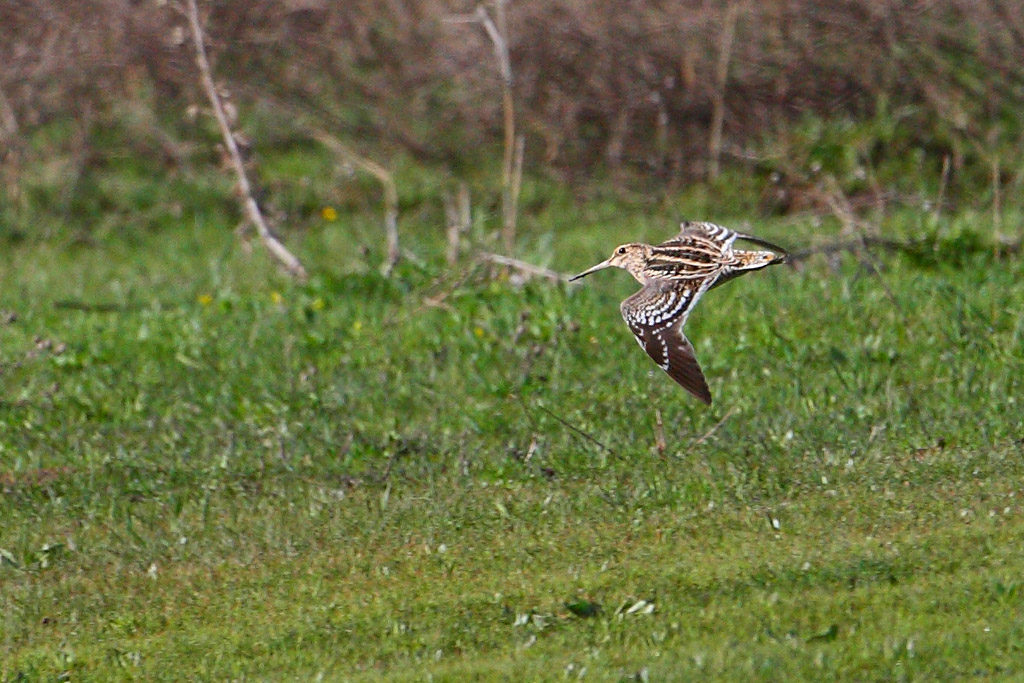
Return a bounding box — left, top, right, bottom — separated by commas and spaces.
643, 222, 734, 281
664, 220, 738, 249
673, 220, 789, 256
620, 281, 713, 404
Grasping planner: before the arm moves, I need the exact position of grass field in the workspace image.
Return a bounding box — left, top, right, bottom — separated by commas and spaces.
3, 171, 1024, 680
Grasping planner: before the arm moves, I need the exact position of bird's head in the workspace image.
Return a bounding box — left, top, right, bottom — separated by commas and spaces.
569, 243, 649, 281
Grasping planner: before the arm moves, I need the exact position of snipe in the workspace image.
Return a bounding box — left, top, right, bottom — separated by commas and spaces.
570, 220, 787, 404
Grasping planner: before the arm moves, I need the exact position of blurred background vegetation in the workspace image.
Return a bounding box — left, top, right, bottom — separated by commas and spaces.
2, 0, 1024, 250
6, 4, 1024, 677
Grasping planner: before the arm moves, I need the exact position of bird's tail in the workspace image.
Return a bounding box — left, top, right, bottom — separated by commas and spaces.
737, 249, 785, 270
710, 249, 784, 289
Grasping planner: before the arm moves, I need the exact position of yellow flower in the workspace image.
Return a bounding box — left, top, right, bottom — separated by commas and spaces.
473, 327, 485, 338
311, 297, 325, 311
270, 291, 283, 305
353, 320, 363, 333
197, 294, 213, 306
322, 206, 338, 221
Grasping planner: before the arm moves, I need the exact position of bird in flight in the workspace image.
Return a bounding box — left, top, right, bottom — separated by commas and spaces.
569, 220, 787, 404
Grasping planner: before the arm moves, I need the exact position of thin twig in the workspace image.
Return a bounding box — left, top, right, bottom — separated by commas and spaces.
992, 155, 1002, 232
790, 233, 1022, 264
692, 406, 737, 446
310, 129, 400, 274
822, 178, 859, 237
478, 5, 512, 86
505, 133, 525, 249
708, 2, 741, 180
443, 183, 471, 266
536, 404, 616, 457
183, 0, 307, 281
379, 453, 398, 485
654, 409, 666, 456
442, 190, 459, 263
419, 267, 476, 314
478, 252, 570, 283
821, 177, 906, 317
857, 239, 907, 318
934, 154, 950, 220
786, 236, 928, 264
458, 183, 471, 238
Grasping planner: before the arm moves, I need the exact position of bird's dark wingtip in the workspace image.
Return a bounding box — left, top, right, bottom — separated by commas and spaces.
736, 232, 789, 259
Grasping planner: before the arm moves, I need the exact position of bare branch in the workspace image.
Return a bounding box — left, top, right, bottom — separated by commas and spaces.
478, 252, 570, 283
535, 404, 616, 457
310, 129, 400, 275
788, 232, 1022, 263
476, 5, 512, 86
692, 406, 737, 447
183, 0, 307, 281
787, 236, 929, 263
820, 176, 906, 317
443, 183, 471, 266
442, 14, 485, 25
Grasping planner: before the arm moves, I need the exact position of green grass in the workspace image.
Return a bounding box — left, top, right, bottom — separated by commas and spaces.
3, 178, 1024, 680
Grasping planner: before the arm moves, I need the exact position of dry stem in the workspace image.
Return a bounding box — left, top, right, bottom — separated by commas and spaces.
535, 404, 616, 457
443, 183, 471, 265
311, 129, 400, 275
184, 0, 307, 281
505, 133, 525, 245
787, 236, 928, 264
654, 409, 666, 456
821, 177, 905, 317
992, 155, 1002, 232
478, 252, 569, 283
693, 406, 737, 446
708, 2, 741, 180
446, 1, 521, 252
934, 154, 950, 220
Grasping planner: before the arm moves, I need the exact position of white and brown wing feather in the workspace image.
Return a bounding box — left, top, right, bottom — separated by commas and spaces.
673, 220, 789, 259
620, 281, 713, 404
672, 220, 739, 247
652, 221, 787, 291
572, 220, 787, 403
642, 222, 736, 282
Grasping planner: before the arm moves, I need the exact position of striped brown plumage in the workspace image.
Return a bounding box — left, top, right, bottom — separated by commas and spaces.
570, 220, 787, 404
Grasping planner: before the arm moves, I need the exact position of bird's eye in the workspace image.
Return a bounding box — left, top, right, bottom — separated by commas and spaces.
617, 247, 626, 255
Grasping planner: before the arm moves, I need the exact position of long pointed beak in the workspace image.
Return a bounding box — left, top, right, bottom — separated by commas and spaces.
569, 259, 614, 282
736, 233, 788, 263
